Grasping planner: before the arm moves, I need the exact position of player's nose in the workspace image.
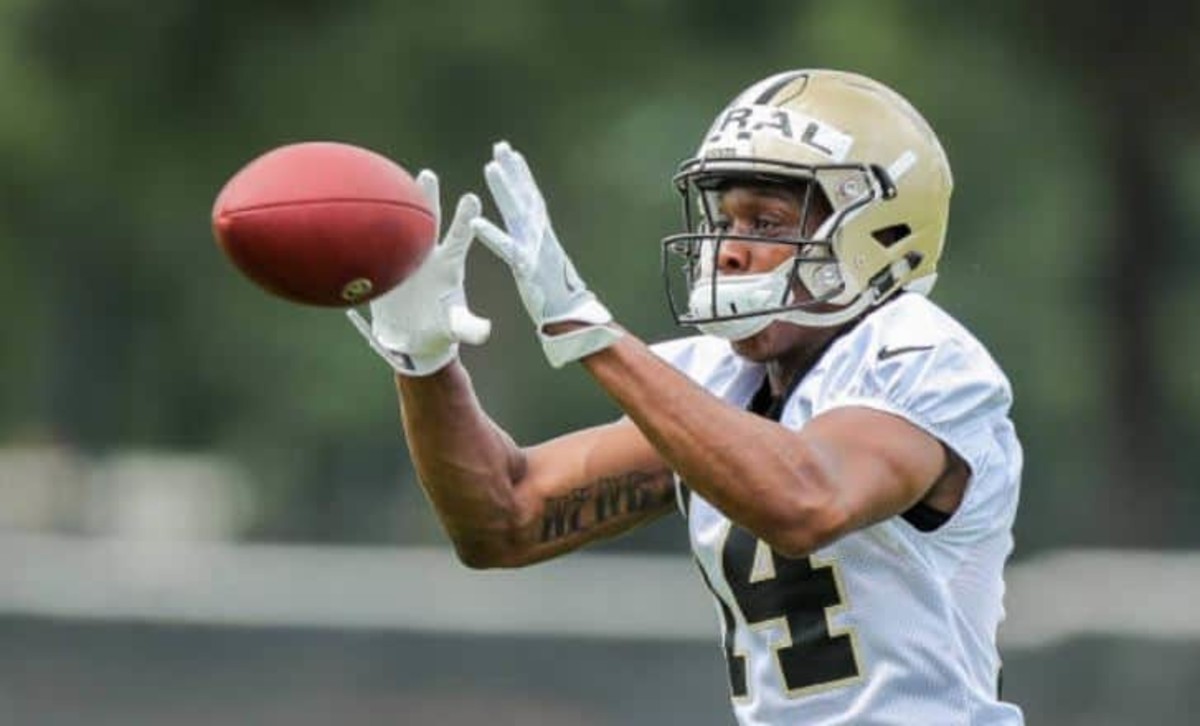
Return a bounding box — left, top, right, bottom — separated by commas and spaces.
716, 237, 753, 273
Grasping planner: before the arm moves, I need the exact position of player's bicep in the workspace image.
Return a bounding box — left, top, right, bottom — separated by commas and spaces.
801, 406, 949, 536
507, 418, 675, 565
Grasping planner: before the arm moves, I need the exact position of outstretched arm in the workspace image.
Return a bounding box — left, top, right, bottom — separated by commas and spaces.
579, 336, 951, 557
395, 363, 674, 567
349, 168, 673, 568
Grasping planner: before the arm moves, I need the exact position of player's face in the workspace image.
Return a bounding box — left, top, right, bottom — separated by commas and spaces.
710, 185, 819, 276
713, 184, 841, 363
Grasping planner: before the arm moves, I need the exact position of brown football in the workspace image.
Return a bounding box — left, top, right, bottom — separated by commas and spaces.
212, 141, 435, 307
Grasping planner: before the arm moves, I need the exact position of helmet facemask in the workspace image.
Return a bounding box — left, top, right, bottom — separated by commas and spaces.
662, 160, 889, 339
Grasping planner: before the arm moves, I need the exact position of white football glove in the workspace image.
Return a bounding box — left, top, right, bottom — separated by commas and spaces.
347, 170, 491, 376
471, 142, 622, 368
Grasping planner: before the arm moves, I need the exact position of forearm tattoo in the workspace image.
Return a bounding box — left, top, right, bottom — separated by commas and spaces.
540, 470, 674, 543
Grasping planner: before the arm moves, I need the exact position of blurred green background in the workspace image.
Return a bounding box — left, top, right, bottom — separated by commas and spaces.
1, 1, 1198, 723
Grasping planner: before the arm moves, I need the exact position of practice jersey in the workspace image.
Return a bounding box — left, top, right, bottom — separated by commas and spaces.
651, 294, 1024, 725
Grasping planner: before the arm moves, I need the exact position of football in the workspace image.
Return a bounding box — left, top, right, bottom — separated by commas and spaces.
212, 141, 435, 307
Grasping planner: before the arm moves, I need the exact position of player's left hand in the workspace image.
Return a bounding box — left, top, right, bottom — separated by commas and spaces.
472, 141, 622, 368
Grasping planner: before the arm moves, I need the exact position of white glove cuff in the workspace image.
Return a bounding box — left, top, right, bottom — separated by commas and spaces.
394, 344, 459, 377
540, 325, 623, 368
541, 297, 613, 328
346, 310, 459, 377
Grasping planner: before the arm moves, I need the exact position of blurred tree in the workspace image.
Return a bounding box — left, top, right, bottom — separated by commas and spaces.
987, 2, 1200, 545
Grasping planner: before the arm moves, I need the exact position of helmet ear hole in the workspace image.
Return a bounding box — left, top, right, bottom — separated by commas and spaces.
871, 224, 911, 248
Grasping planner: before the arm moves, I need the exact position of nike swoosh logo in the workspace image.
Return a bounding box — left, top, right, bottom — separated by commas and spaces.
877, 344, 934, 361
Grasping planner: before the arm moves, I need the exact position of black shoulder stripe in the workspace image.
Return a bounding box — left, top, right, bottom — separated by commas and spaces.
902, 501, 951, 532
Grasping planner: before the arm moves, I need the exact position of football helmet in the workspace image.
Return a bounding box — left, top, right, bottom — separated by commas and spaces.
661, 69, 953, 338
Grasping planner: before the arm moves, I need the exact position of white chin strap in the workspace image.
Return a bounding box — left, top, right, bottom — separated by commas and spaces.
689, 257, 923, 341
687, 260, 792, 340
693, 289, 878, 340
687, 252, 855, 340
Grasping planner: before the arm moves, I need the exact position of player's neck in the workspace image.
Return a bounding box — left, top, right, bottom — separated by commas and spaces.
764, 325, 846, 397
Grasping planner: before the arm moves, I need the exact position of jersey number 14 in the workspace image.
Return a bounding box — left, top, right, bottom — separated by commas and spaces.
713, 524, 863, 700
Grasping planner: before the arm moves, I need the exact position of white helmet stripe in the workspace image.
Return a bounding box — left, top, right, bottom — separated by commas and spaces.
888, 150, 918, 182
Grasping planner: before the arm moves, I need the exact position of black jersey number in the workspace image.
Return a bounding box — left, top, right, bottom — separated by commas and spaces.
714, 523, 861, 699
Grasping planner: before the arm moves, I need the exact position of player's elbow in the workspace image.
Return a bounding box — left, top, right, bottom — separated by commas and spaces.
452, 538, 523, 570
762, 504, 848, 559
453, 540, 502, 569
759, 472, 850, 558
451, 489, 551, 570
449, 524, 535, 570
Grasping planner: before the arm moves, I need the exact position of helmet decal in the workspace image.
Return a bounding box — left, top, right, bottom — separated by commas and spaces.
705, 105, 854, 162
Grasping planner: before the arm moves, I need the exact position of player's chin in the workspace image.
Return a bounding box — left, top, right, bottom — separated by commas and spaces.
731, 320, 820, 362
730, 325, 786, 362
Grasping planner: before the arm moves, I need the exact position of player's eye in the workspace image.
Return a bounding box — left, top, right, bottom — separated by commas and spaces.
755, 216, 794, 237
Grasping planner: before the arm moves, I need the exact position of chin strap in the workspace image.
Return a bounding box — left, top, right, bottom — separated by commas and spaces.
775, 289, 879, 329
695, 253, 923, 339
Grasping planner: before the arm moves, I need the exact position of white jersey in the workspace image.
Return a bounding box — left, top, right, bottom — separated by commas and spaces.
651, 294, 1024, 725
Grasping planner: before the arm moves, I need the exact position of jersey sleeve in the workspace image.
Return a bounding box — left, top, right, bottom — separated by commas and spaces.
818, 340, 1010, 454
647, 336, 701, 370
809, 307, 1021, 536
646, 334, 745, 384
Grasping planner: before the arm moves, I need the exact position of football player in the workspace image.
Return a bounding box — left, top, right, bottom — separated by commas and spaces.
350, 69, 1024, 724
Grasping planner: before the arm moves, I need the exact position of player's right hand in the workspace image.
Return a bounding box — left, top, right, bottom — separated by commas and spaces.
472, 142, 622, 368
347, 170, 492, 376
